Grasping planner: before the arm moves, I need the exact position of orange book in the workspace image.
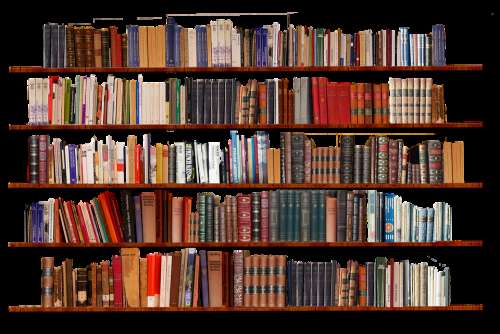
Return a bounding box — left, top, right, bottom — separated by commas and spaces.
358, 264, 367, 306
207, 251, 223, 307
373, 84, 382, 124
273, 149, 280, 183
258, 82, 267, 124
267, 149, 273, 184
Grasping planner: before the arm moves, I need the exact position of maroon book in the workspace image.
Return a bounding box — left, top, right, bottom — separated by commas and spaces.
112, 255, 123, 307
236, 194, 251, 241
38, 134, 48, 184
260, 191, 269, 242
388, 139, 400, 184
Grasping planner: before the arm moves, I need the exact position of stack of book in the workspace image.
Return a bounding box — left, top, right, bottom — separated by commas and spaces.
42, 21, 446, 68
25, 189, 453, 244
26, 133, 464, 185
26, 75, 446, 125
40, 249, 452, 308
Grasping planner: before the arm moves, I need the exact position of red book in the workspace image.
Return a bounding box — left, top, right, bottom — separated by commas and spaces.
236, 194, 251, 242
47, 76, 59, 124
75, 202, 90, 243
356, 83, 365, 124
135, 144, 142, 184
337, 82, 351, 124
110, 26, 118, 67
97, 192, 118, 242
350, 83, 358, 124
260, 191, 269, 242
311, 77, 320, 124
146, 253, 156, 306
257, 82, 267, 124
318, 77, 328, 124
106, 192, 125, 242
364, 83, 373, 124
183, 197, 192, 242
112, 255, 123, 307
63, 201, 80, 243
326, 82, 337, 124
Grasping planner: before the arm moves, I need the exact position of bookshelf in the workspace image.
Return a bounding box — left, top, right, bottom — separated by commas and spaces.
6, 13, 486, 315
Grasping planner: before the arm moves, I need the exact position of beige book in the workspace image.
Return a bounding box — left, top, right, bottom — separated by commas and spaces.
147, 26, 155, 67
139, 257, 148, 307
207, 24, 212, 67
120, 248, 140, 307
171, 196, 184, 242
138, 26, 148, 67
443, 141, 452, 183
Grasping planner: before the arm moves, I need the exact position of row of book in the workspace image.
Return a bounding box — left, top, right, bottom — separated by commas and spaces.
26, 75, 446, 125
25, 189, 453, 244
27, 133, 465, 185
40, 249, 451, 308
42, 21, 446, 68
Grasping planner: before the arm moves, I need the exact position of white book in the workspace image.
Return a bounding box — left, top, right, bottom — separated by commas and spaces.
202, 143, 209, 183
137, 74, 143, 123
224, 19, 232, 67
210, 20, 217, 67
143, 134, 150, 183
165, 255, 172, 307
187, 28, 197, 67
231, 27, 241, 67
41, 78, 49, 124
425, 77, 432, 123
216, 19, 224, 67
391, 30, 396, 66
175, 142, 186, 183
419, 77, 426, 123
388, 77, 396, 123
160, 255, 167, 307
47, 198, 54, 242
401, 78, 408, 123
409, 34, 414, 66
115, 141, 125, 184
159, 81, 166, 124
323, 33, 328, 66
272, 22, 280, 67
87, 138, 96, 184
34, 78, 43, 124
27, 78, 35, 124
106, 75, 115, 124
395, 78, 402, 123
367, 190, 376, 242
208, 142, 221, 183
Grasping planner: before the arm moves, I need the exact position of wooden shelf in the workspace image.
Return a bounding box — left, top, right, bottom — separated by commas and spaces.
8, 122, 484, 132
9, 65, 484, 74
7, 241, 483, 248
8, 305, 483, 312
7, 182, 484, 190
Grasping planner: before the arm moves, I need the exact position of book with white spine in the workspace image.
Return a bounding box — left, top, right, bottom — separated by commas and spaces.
175, 141, 186, 183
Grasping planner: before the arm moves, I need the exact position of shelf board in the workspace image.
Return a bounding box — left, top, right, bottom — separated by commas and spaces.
8, 122, 484, 131
9, 65, 484, 74
7, 182, 484, 190
7, 241, 483, 248
8, 305, 483, 312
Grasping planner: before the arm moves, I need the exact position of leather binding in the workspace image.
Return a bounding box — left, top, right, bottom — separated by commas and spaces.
354, 144, 363, 184
38, 135, 48, 184
65, 25, 76, 67
350, 83, 358, 124
206, 194, 214, 242
364, 83, 373, 124
358, 264, 367, 306
41, 257, 54, 307
348, 260, 358, 306
243, 253, 252, 306
340, 135, 354, 184
250, 255, 259, 306
304, 138, 312, 183
366, 262, 374, 306
356, 82, 365, 124
233, 250, 244, 306
388, 139, 399, 184
76, 267, 88, 306
373, 84, 382, 124
96, 264, 102, 307
376, 136, 389, 183
260, 191, 269, 242
64, 258, 74, 307
28, 135, 39, 183
101, 260, 110, 307
426, 140, 443, 184
112, 255, 123, 307
74, 27, 85, 67
318, 77, 328, 124
169, 251, 181, 307
236, 194, 251, 242
154, 190, 164, 242
101, 28, 110, 68
257, 255, 267, 307
207, 251, 223, 307
250, 192, 261, 241
418, 142, 429, 183
291, 132, 305, 183
84, 26, 95, 68
381, 83, 389, 123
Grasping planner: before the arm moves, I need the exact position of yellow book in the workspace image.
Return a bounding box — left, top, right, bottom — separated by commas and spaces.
156, 143, 163, 183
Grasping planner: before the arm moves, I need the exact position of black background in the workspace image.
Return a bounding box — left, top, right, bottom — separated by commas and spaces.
1, 0, 498, 331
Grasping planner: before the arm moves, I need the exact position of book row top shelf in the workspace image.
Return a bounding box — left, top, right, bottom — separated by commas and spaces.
9, 65, 484, 74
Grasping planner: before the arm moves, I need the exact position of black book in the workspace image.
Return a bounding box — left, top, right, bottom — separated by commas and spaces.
190, 78, 197, 124
296, 261, 304, 306
251, 192, 261, 242
230, 79, 237, 124
205, 193, 214, 242
224, 79, 231, 124
304, 262, 312, 306
120, 191, 136, 242
366, 261, 374, 306
217, 79, 224, 124
311, 262, 318, 306
331, 260, 338, 306
199, 79, 208, 125
185, 77, 192, 123
50, 23, 58, 68
340, 135, 355, 184
210, 79, 217, 124
324, 261, 332, 306
318, 262, 325, 306
336, 190, 347, 242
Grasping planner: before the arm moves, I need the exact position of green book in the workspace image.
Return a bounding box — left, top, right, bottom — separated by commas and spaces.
91, 198, 109, 242
310, 190, 319, 241
176, 79, 181, 124
198, 193, 206, 242
287, 190, 295, 242
375, 257, 387, 307
279, 190, 288, 241
292, 190, 300, 241
318, 190, 326, 241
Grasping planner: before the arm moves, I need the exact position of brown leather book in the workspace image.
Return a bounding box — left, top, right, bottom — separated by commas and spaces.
64, 258, 74, 307
236, 194, 251, 242
120, 248, 140, 307
304, 139, 312, 183
90, 263, 97, 307
53, 266, 62, 307
141, 192, 156, 242
74, 27, 85, 67
276, 255, 287, 307
243, 253, 252, 306
96, 264, 102, 307
84, 26, 95, 68
250, 255, 259, 307
288, 90, 294, 124
278, 79, 284, 124
258, 255, 268, 307
267, 255, 276, 307
232, 250, 244, 306
94, 29, 102, 68
101, 260, 110, 307
373, 84, 382, 124
41, 257, 54, 307
357, 83, 365, 124
358, 264, 367, 306
273, 149, 281, 185
346, 192, 354, 242
139, 258, 148, 307
224, 251, 231, 306
381, 83, 390, 123
258, 82, 267, 124
207, 251, 223, 307
169, 251, 181, 307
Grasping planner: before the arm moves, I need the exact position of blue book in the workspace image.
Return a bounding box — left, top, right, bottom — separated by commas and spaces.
255, 28, 261, 67
68, 144, 77, 184
133, 195, 143, 242
230, 130, 239, 183
287, 190, 295, 241
174, 25, 181, 66
166, 17, 177, 66
310, 190, 319, 241
318, 190, 326, 241
262, 28, 268, 67
202, 26, 208, 67
37, 202, 43, 242
136, 80, 140, 123
199, 250, 209, 307
384, 193, 394, 242
195, 26, 201, 67
426, 207, 434, 242
31, 203, 37, 242
417, 207, 427, 242
184, 248, 196, 306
